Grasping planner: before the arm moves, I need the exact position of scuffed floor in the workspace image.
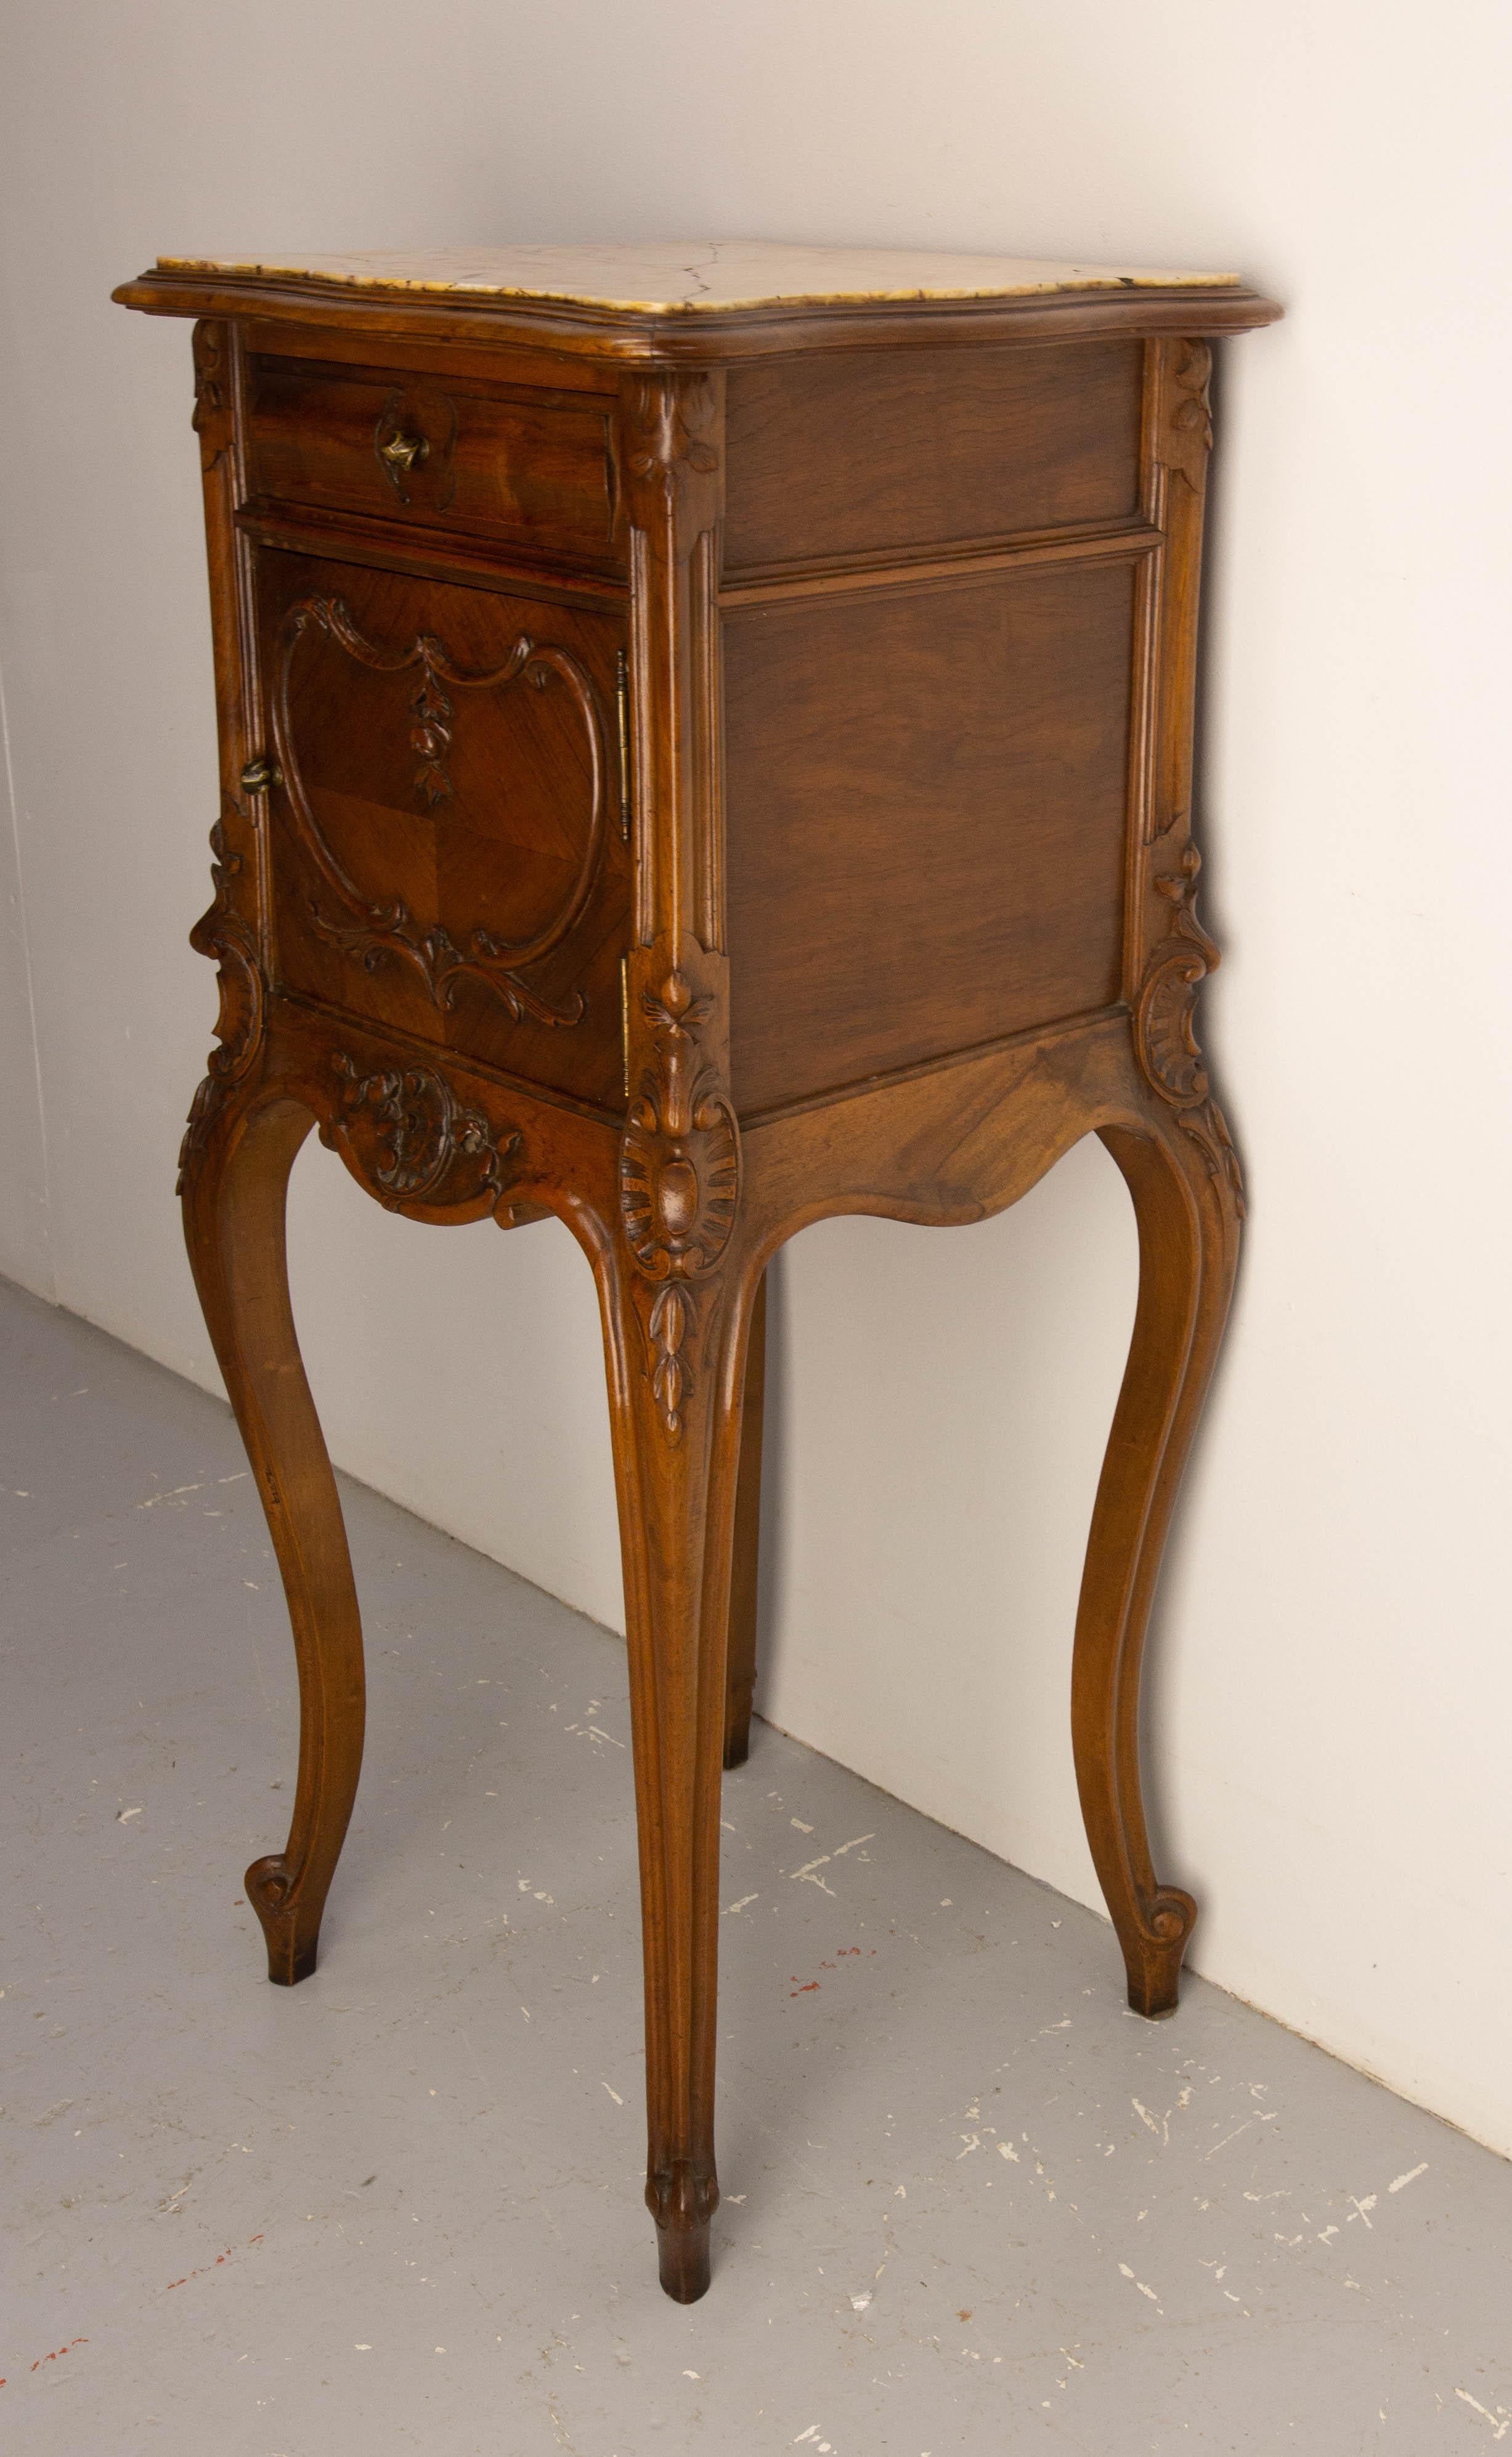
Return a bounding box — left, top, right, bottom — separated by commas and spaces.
2, 1275, 1510, 2455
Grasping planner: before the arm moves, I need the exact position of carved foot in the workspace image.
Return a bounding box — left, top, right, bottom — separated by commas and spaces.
1073, 1109, 1238, 2020
1123, 1886, 1198, 2019
647, 2162, 718, 2303
245, 1854, 320, 1986
182, 1093, 365, 1990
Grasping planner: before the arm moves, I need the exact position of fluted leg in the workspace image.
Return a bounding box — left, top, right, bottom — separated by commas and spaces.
181, 1088, 365, 1985
722, 1269, 767, 1769
593, 1233, 759, 2301
1071, 1110, 1241, 2017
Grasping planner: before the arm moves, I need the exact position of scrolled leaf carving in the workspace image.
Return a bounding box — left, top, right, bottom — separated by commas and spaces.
322, 1053, 522, 1216
177, 818, 267, 1192
274, 597, 610, 1027
408, 664, 455, 807
1159, 340, 1214, 492
624, 377, 720, 508
190, 321, 232, 473
1134, 845, 1245, 1215
621, 375, 721, 554
1138, 850, 1218, 1107
617, 951, 741, 1441
646, 1282, 694, 1438
619, 969, 738, 1284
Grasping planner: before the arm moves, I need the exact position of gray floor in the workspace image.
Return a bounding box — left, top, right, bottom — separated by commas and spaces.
2, 1279, 1510, 2456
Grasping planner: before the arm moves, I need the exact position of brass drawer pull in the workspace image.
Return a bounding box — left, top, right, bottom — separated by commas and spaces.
378, 429, 428, 474
239, 754, 279, 793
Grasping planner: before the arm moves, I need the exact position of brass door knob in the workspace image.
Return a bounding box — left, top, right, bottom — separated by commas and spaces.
240, 755, 278, 793
378, 430, 428, 473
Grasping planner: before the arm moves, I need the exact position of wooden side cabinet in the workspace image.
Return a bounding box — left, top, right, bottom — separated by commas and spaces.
113, 242, 1280, 2301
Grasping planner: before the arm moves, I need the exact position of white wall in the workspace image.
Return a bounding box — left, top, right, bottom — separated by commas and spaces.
2, 1, 1509, 2156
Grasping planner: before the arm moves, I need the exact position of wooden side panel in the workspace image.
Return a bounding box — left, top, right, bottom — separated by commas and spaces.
723, 340, 1143, 574
723, 560, 1136, 1114
254, 550, 630, 1110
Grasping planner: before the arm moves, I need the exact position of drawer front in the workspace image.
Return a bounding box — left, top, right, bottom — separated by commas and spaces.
254, 550, 630, 1110
247, 357, 621, 564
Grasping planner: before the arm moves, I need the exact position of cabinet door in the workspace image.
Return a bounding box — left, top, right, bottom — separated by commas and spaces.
254, 550, 630, 1110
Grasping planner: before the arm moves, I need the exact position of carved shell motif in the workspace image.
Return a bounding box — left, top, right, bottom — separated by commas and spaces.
619, 971, 738, 1282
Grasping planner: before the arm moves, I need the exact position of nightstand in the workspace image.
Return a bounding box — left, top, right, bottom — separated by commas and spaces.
115, 240, 1280, 2299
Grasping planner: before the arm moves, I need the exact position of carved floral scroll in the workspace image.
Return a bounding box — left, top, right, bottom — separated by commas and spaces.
322, 1052, 523, 1216
1134, 844, 1244, 1212
177, 816, 267, 1191
618, 951, 741, 1438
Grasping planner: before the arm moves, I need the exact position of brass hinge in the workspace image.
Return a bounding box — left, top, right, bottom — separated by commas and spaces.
614, 650, 632, 840
240, 754, 280, 794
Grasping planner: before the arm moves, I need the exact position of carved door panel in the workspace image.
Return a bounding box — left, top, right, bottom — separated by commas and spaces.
253, 550, 630, 1109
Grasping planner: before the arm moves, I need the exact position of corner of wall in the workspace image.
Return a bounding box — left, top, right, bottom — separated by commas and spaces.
0, 645, 55, 1302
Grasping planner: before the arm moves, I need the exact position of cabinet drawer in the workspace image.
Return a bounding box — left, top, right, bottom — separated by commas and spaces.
246, 356, 620, 564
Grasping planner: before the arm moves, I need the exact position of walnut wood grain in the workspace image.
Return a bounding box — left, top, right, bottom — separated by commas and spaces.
724, 555, 1137, 1113
116, 253, 1278, 2303
247, 352, 623, 564
255, 551, 631, 1109
723, 338, 1143, 576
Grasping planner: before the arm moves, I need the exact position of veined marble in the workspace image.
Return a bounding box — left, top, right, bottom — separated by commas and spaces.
155, 240, 1240, 315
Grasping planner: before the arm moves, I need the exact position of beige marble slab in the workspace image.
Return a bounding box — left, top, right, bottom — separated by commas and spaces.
155, 240, 1240, 315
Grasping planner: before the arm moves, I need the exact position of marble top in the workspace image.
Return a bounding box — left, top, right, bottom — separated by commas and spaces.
155, 240, 1241, 316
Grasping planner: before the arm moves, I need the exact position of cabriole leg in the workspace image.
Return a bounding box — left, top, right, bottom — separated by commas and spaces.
1071, 1110, 1242, 2017
593, 1233, 760, 2301
723, 1268, 767, 1769
180, 1088, 366, 1985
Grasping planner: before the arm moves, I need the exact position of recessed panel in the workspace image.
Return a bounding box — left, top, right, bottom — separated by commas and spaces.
724, 558, 1136, 1114
723, 340, 1144, 574
256, 551, 630, 1110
